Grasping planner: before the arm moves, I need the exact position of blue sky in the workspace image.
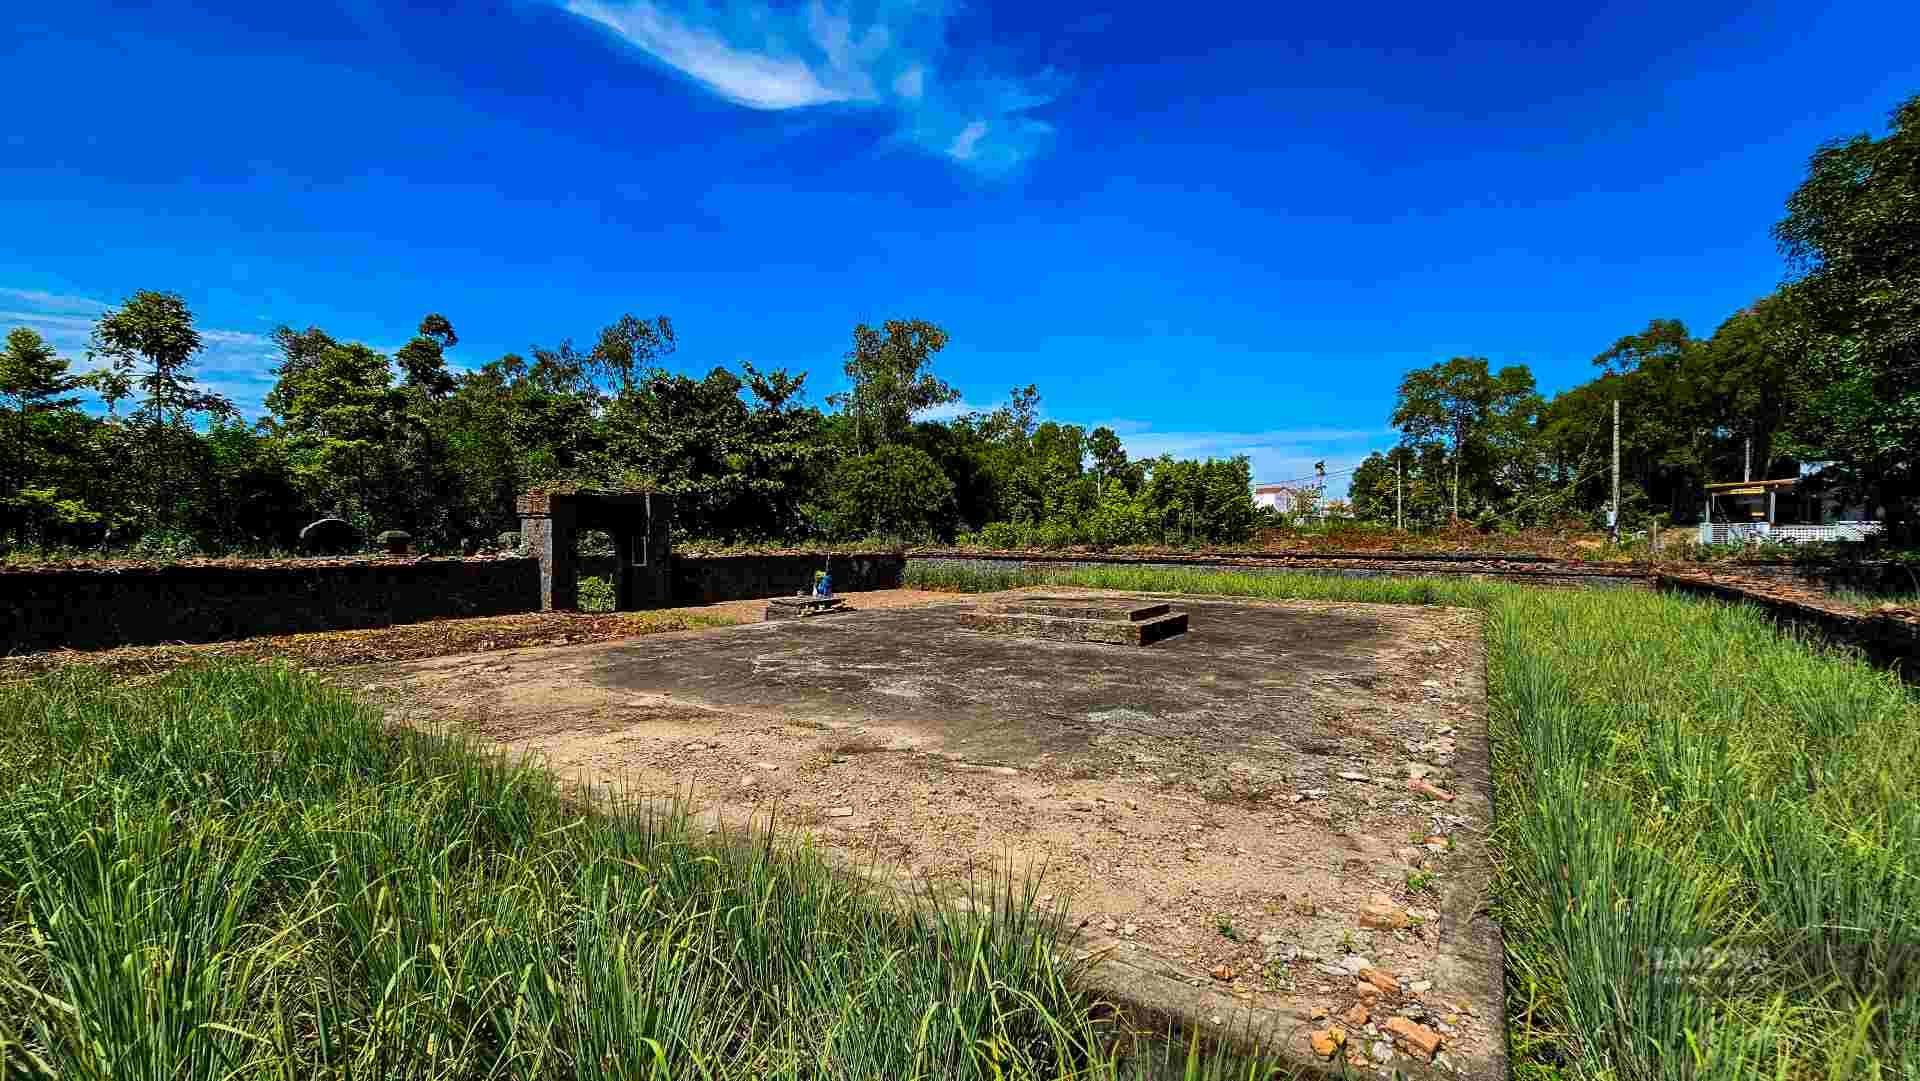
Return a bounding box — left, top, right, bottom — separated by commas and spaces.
4, 1, 1918, 487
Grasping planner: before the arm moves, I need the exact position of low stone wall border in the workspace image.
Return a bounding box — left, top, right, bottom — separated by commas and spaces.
1656, 574, 1919, 680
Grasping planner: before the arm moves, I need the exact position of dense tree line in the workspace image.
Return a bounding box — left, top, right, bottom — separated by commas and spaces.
1345, 94, 1920, 541
0, 305, 1257, 554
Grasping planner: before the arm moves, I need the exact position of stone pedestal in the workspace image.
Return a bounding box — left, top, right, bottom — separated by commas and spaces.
765, 595, 847, 620
958, 595, 1188, 645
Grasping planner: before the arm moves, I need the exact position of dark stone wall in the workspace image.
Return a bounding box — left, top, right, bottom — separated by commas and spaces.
669, 553, 905, 603
1705, 561, 1919, 595
0, 558, 541, 654
1656, 574, 1919, 681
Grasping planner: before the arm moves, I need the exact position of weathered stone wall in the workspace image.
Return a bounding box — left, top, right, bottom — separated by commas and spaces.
669, 553, 904, 603
1704, 561, 1919, 595
579, 552, 904, 601
0, 558, 541, 654
903, 551, 1651, 590
1656, 574, 1920, 680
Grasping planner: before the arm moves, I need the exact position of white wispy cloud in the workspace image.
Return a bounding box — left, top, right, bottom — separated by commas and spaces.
946, 119, 988, 161
912, 397, 995, 422
559, 0, 1066, 174
200, 327, 275, 348
0, 288, 108, 314
0, 310, 98, 336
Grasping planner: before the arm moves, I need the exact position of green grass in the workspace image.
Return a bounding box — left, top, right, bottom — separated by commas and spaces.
0, 663, 1295, 1081
1829, 585, 1920, 611
904, 560, 1492, 606
909, 562, 1920, 1080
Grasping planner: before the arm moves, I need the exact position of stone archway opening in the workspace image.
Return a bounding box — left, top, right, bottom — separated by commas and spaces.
515, 489, 673, 611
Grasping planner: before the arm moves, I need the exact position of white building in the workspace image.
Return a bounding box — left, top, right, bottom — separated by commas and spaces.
1254, 484, 1315, 514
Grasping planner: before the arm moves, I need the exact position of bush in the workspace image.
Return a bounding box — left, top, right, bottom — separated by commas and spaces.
129, 526, 205, 560
577, 574, 615, 612
1035, 520, 1082, 549
826, 445, 955, 542
975, 521, 1023, 549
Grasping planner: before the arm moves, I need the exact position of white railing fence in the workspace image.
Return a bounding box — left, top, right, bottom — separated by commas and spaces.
1698, 521, 1884, 546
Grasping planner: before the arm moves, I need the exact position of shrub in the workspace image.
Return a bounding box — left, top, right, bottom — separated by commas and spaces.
975, 521, 1023, 549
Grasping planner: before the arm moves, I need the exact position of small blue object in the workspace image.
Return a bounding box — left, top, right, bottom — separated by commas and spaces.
814, 572, 832, 597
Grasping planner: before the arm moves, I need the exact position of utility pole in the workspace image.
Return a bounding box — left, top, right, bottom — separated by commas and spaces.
1396, 453, 1404, 532
1610, 398, 1621, 544
1744, 436, 1751, 483
1451, 434, 1461, 523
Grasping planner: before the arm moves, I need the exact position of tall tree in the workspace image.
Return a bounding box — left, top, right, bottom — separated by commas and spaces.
1774, 93, 1920, 536
1088, 425, 1135, 495
1698, 295, 1805, 479
829, 319, 958, 451
1391, 357, 1542, 521
394, 313, 459, 396
589, 314, 676, 397
88, 291, 236, 529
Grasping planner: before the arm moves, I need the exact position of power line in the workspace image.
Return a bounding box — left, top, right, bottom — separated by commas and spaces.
1255, 466, 1358, 488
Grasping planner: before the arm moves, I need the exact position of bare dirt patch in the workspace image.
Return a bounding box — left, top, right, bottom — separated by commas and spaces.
357, 591, 1503, 1077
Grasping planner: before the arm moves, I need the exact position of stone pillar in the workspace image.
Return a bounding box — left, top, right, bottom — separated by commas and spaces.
516, 491, 578, 611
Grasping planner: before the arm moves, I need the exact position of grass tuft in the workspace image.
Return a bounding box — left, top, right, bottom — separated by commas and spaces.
0, 661, 1296, 1080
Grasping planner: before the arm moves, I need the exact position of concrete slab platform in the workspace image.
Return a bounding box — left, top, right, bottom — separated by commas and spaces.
958, 606, 1190, 645
357, 591, 1503, 1077
991, 595, 1174, 621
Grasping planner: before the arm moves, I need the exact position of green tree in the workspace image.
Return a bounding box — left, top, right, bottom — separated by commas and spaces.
264, 326, 408, 530
88, 291, 236, 530
1698, 296, 1806, 481
1391, 357, 1543, 522
1347, 446, 1426, 525
0, 328, 90, 543
1140, 455, 1256, 544
826, 444, 955, 540
394, 313, 459, 396
1774, 93, 1920, 535
1538, 323, 1703, 524
597, 363, 830, 542
829, 320, 958, 451
195, 417, 305, 548
1088, 425, 1137, 496
589, 314, 677, 397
